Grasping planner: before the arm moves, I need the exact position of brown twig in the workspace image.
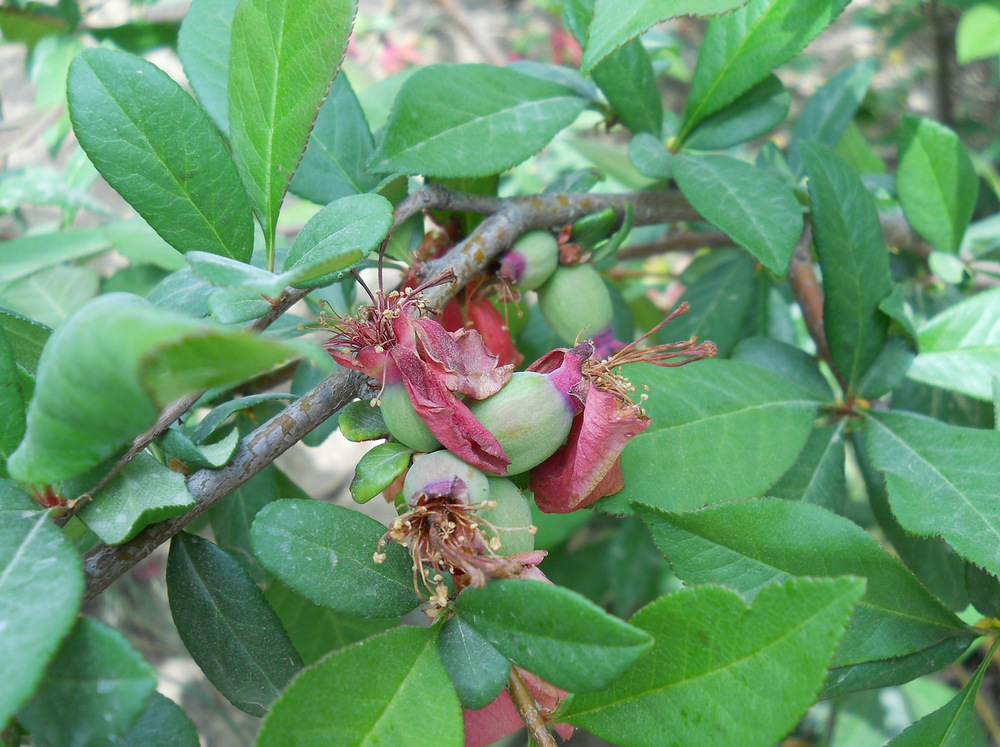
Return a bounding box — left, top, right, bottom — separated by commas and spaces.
432, 0, 508, 67
507, 668, 557, 747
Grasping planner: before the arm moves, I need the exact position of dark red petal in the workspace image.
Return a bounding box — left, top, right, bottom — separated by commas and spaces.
530, 384, 649, 513
392, 345, 511, 475
465, 296, 523, 369
407, 316, 512, 399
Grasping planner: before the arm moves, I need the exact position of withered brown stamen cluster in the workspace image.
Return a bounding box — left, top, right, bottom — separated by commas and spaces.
373, 484, 534, 610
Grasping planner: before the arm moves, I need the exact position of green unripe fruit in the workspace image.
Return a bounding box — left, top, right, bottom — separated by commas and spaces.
538, 264, 613, 344
467, 372, 574, 475
480, 478, 535, 556
380, 384, 441, 453
403, 450, 490, 505
499, 230, 559, 291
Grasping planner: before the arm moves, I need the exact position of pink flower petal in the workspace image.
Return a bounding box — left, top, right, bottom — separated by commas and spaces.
462, 668, 573, 747
526, 343, 592, 411
404, 316, 512, 399
465, 296, 523, 370
530, 384, 649, 513
392, 344, 511, 474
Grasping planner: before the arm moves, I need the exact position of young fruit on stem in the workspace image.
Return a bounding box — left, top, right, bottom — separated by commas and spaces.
537, 263, 621, 356
481, 478, 536, 555
498, 230, 559, 291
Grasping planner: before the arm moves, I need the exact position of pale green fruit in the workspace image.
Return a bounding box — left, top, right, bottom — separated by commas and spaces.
467, 372, 574, 475
402, 450, 490, 505
481, 478, 536, 555
380, 384, 441, 453
502, 230, 559, 291
538, 264, 613, 343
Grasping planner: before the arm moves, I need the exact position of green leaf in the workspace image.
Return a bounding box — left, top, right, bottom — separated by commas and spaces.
674, 153, 802, 276
250, 499, 420, 617
166, 532, 302, 716
453, 579, 653, 693
0, 265, 100, 329
731, 335, 834, 401
0, 508, 84, 728
338, 399, 389, 442
291, 74, 381, 204
0, 327, 26, 477
208, 465, 284, 584
865, 410, 1000, 577
887, 639, 998, 746
956, 4, 1000, 63
265, 581, 397, 666
0, 306, 50, 377
581, 0, 751, 74
103, 218, 187, 271
17, 618, 157, 747
879, 283, 920, 347
256, 626, 463, 747
208, 288, 272, 324
595, 359, 819, 514
789, 59, 877, 175
561, 577, 865, 744
683, 73, 789, 151
0, 228, 111, 284
177, 0, 239, 134
369, 64, 588, 178
78, 453, 195, 545
186, 252, 287, 296
67, 48, 253, 262
801, 141, 892, 390
907, 288, 1000, 401
897, 114, 979, 254
590, 39, 662, 136
114, 692, 200, 747
635, 499, 974, 697
228, 0, 355, 260
769, 421, 847, 511
8, 294, 298, 485
189, 392, 297, 443
660, 252, 756, 357
627, 133, 672, 179
282, 193, 393, 288
350, 442, 412, 504
679, 0, 850, 141
438, 615, 510, 710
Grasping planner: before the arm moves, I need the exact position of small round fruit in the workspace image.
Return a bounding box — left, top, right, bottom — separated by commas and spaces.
538, 264, 613, 343
499, 231, 559, 291
480, 478, 535, 555
402, 450, 491, 505
379, 384, 442, 453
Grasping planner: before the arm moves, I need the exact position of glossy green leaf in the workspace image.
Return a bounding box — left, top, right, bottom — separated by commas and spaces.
265, 581, 397, 666
185, 252, 285, 296
561, 577, 865, 744
769, 421, 847, 511
789, 59, 876, 175
674, 153, 802, 276
167, 532, 302, 716
103, 218, 186, 271
887, 639, 997, 746
802, 141, 892, 389
0, 228, 111, 284
0, 508, 84, 728
582, 0, 751, 74
67, 48, 253, 262
350, 442, 412, 504
114, 692, 200, 747
683, 73, 789, 151
590, 39, 662, 135
866, 410, 1000, 577
189, 393, 297, 443
78, 453, 194, 545
17, 618, 157, 747
257, 626, 462, 747
338, 399, 389, 442
660, 252, 756, 357
282, 193, 393, 288
228, 0, 355, 258
177, 0, 239, 134
208, 288, 271, 324
907, 288, 1000, 401
291, 74, 381, 204
731, 335, 833, 401
627, 133, 672, 179
7, 294, 297, 484
956, 4, 1000, 64
0, 306, 50, 378
250, 499, 420, 617
679, 0, 850, 141
207, 465, 284, 583
0, 265, 100, 329
453, 579, 653, 693
0, 327, 26, 477
897, 114, 979, 254
438, 614, 510, 710
635, 499, 973, 697
369, 64, 588, 178
596, 359, 819, 514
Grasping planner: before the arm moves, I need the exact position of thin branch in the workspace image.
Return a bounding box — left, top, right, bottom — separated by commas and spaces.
432, 0, 508, 67
508, 668, 557, 747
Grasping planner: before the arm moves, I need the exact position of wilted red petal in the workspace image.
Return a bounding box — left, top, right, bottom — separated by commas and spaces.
392, 343, 511, 475
530, 384, 649, 513
462, 668, 573, 747
527, 343, 593, 411
466, 296, 523, 369
403, 316, 512, 399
